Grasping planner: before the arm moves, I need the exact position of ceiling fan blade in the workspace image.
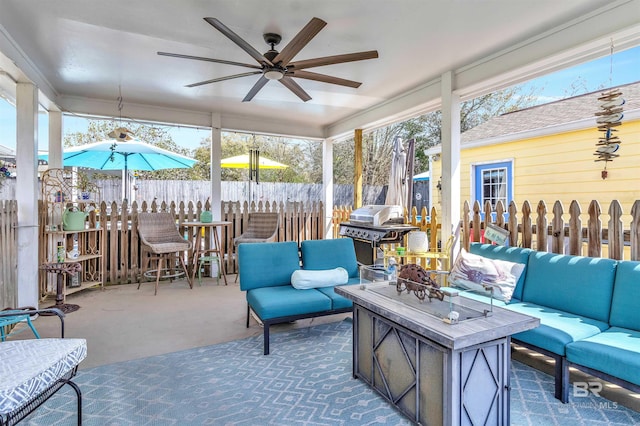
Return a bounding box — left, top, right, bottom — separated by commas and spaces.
288, 50, 379, 70
204, 17, 273, 66
289, 70, 361, 88
272, 17, 327, 65
158, 52, 262, 69
186, 71, 262, 88
279, 76, 311, 102
243, 76, 269, 102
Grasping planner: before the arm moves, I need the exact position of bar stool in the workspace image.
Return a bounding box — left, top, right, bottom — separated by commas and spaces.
198, 254, 221, 285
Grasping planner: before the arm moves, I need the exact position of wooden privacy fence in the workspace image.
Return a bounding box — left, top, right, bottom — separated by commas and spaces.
462, 199, 640, 261
37, 199, 324, 288
25, 179, 385, 208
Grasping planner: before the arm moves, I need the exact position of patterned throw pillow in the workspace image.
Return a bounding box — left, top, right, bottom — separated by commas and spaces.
449, 249, 525, 302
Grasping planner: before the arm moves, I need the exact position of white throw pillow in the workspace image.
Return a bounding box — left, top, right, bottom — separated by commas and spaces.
291, 267, 349, 290
449, 249, 525, 302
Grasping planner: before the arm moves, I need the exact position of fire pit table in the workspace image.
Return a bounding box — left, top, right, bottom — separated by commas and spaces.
335, 281, 539, 425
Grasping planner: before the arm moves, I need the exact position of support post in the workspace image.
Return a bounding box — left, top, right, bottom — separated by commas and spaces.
354, 129, 363, 208
440, 72, 461, 249
322, 138, 334, 239
47, 109, 63, 169
16, 82, 39, 308
210, 113, 222, 221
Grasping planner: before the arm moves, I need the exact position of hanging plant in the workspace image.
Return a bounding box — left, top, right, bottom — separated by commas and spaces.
0, 162, 13, 187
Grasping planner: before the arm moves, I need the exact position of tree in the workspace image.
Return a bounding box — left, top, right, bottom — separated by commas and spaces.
64, 85, 538, 187
194, 132, 321, 183
331, 85, 539, 186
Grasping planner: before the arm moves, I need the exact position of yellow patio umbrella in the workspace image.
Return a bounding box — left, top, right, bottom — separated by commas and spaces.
221, 152, 287, 202
220, 154, 288, 169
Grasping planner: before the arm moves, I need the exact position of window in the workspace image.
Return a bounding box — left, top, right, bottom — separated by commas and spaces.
474, 161, 513, 213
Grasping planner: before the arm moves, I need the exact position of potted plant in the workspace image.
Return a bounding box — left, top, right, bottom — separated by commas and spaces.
77, 170, 97, 200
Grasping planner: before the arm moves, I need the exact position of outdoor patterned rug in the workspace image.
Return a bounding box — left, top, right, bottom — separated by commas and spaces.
22, 318, 640, 425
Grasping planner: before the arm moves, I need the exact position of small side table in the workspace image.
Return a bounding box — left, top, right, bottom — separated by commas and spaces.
40, 262, 82, 314
182, 221, 231, 286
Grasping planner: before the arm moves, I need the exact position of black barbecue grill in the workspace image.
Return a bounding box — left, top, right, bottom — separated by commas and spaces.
339, 205, 418, 265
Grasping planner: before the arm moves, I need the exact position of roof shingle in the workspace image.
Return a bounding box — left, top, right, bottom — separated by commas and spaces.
461, 81, 640, 143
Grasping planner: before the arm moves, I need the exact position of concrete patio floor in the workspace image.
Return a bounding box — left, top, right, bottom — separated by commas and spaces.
24, 274, 350, 369
15, 274, 640, 415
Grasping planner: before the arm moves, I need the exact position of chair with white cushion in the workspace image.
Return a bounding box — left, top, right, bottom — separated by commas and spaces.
0, 308, 86, 426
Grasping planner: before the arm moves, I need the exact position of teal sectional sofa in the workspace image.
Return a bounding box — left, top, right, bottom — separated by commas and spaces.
238, 238, 361, 355
466, 243, 640, 403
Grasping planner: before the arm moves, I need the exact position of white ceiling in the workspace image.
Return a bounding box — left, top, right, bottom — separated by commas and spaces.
0, 0, 639, 140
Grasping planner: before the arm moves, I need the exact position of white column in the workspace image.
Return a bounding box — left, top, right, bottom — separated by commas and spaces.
16, 82, 39, 308
440, 71, 461, 248
48, 110, 63, 169
322, 138, 334, 238
210, 113, 222, 220
428, 156, 434, 212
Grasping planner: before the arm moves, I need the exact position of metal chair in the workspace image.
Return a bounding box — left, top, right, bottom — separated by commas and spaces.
137, 212, 193, 295
234, 212, 279, 282
0, 308, 40, 342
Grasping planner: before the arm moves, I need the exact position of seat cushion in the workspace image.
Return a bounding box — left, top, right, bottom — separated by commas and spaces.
316, 277, 362, 310
301, 239, 359, 278
0, 338, 87, 415
566, 327, 640, 386
246, 286, 332, 320
506, 302, 609, 355
609, 261, 640, 330
521, 252, 617, 323
147, 241, 191, 254
239, 241, 300, 291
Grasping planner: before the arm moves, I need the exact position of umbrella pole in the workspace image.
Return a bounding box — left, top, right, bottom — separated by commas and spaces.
122, 154, 129, 203
406, 139, 415, 213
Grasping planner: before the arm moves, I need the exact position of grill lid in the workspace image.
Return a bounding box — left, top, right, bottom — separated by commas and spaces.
349, 205, 403, 226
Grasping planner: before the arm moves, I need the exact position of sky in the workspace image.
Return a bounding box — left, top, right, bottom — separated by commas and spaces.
518, 45, 640, 105
1, 46, 639, 153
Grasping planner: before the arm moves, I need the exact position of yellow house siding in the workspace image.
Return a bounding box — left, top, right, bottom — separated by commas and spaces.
430, 118, 640, 219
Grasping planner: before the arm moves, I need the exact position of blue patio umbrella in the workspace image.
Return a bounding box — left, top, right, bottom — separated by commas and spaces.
50, 139, 197, 200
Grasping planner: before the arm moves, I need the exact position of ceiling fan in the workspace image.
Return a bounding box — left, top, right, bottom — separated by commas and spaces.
158, 17, 378, 102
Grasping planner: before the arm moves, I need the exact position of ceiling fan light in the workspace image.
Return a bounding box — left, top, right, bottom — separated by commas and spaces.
264, 69, 284, 80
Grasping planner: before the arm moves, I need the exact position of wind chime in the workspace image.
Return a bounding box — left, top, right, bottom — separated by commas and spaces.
594, 41, 625, 180
108, 86, 134, 163
248, 134, 260, 202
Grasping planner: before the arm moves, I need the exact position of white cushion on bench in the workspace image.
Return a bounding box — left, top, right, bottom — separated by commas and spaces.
291, 267, 349, 289
0, 338, 87, 415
